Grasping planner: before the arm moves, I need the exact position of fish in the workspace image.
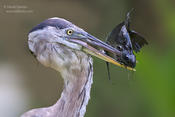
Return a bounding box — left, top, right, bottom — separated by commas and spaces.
106, 9, 148, 80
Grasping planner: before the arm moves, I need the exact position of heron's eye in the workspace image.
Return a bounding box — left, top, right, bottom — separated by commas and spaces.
66, 29, 74, 35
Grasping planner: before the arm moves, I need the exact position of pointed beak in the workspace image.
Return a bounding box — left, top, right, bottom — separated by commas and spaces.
69, 32, 135, 71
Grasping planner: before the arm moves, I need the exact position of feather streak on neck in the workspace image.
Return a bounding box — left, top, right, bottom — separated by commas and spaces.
53, 53, 93, 117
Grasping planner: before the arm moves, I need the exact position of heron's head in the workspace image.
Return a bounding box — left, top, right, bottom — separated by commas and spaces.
28, 17, 134, 71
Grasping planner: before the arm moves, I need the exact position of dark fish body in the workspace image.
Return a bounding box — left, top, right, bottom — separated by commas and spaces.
106, 22, 136, 68
106, 10, 148, 79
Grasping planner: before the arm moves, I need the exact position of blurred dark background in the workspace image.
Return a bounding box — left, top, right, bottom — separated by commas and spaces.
0, 0, 175, 117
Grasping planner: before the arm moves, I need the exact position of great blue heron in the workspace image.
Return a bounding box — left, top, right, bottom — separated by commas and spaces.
21, 17, 134, 117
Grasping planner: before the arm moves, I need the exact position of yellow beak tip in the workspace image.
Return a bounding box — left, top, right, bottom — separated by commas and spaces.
133, 68, 136, 71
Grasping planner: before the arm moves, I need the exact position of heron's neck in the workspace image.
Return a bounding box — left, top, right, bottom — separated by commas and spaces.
53, 55, 93, 117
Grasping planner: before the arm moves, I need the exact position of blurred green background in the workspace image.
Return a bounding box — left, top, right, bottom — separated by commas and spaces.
0, 0, 175, 117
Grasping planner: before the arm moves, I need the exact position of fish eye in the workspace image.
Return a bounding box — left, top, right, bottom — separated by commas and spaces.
117, 45, 123, 51
66, 29, 74, 35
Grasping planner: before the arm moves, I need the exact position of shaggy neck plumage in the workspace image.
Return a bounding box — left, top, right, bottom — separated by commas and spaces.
53, 56, 93, 117
21, 47, 93, 117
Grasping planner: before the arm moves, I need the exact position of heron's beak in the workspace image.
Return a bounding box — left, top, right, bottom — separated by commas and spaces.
69, 32, 135, 71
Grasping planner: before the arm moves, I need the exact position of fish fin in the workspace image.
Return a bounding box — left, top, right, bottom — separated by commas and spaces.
129, 30, 148, 53
106, 62, 111, 80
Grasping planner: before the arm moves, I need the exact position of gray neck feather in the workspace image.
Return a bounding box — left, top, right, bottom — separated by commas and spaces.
54, 56, 93, 117
21, 43, 93, 117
